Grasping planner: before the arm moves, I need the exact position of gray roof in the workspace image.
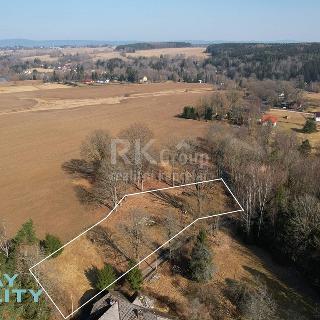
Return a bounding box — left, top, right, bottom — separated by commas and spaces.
91, 292, 172, 320
99, 303, 120, 320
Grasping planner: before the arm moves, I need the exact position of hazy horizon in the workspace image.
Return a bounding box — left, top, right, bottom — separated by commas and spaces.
1, 0, 319, 42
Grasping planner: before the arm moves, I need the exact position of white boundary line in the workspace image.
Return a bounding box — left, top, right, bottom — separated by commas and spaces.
29, 178, 243, 319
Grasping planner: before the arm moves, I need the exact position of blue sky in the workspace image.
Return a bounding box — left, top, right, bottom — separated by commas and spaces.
1, 0, 319, 41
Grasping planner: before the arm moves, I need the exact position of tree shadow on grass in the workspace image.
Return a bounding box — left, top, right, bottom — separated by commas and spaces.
291, 127, 305, 133
85, 266, 100, 288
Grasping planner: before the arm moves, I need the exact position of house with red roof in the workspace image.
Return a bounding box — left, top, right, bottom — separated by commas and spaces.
260, 114, 278, 127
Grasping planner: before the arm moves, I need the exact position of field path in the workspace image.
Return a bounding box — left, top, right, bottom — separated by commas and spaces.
0, 86, 212, 115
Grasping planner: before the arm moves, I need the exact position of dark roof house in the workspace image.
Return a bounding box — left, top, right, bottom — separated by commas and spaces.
90, 292, 173, 320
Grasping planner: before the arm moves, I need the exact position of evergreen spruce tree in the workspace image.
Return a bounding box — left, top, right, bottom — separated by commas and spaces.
189, 229, 214, 282
302, 119, 317, 133
126, 260, 143, 291
96, 264, 117, 290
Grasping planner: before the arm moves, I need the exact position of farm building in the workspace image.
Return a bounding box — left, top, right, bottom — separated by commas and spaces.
260, 114, 278, 127
314, 112, 320, 122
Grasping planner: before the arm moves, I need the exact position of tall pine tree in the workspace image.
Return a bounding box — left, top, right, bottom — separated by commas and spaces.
189, 229, 215, 282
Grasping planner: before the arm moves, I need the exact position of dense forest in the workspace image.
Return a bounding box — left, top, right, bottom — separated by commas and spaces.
206, 43, 320, 83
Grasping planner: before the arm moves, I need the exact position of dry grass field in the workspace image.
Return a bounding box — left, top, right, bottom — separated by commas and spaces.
16, 46, 208, 63
0, 81, 213, 241
305, 92, 320, 112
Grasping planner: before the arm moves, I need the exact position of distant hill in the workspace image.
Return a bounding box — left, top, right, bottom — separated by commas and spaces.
115, 42, 192, 52
0, 39, 303, 49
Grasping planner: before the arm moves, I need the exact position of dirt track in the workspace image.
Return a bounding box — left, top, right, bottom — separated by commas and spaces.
0, 82, 213, 241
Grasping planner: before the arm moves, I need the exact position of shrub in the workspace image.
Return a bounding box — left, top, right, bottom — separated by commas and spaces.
43, 234, 63, 258
96, 264, 117, 291
181, 106, 198, 120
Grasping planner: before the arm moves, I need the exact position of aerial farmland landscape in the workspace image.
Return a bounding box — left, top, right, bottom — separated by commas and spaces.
1, 1, 320, 320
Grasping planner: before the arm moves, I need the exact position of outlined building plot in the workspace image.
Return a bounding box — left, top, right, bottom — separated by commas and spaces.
30, 178, 244, 319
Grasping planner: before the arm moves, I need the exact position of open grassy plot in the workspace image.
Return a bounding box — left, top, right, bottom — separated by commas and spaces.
30, 179, 241, 318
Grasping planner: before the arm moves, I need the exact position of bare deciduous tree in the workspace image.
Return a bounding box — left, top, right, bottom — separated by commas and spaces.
93, 159, 126, 208
80, 129, 112, 164
119, 123, 155, 191
122, 209, 146, 260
